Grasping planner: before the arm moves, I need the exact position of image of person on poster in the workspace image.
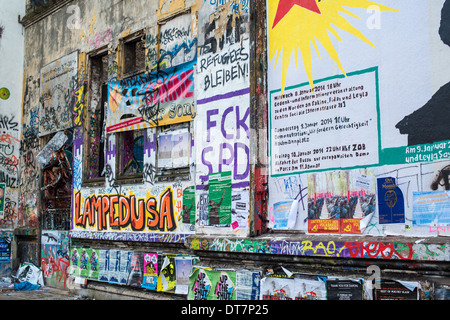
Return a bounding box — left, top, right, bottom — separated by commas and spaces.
209, 189, 226, 225
182, 198, 195, 224
396, 0, 450, 146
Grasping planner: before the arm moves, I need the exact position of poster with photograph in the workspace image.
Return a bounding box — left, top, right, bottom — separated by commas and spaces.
175, 256, 194, 295
79, 248, 91, 278
70, 248, 81, 277
182, 186, 196, 224
267, 0, 450, 236
0, 183, 5, 218
294, 276, 327, 300
127, 251, 144, 287
260, 275, 296, 300
307, 169, 376, 233
208, 171, 232, 226
158, 128, 190, 169
88, 248, 99, 280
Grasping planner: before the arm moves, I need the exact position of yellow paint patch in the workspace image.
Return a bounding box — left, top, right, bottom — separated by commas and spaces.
268, 0, 398, 94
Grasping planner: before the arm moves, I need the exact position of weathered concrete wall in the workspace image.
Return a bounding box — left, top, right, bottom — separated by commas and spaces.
20, 0, 253, 291
0, 0, 25, 277
0, 1, 25, 230
266, 0, 450, 238
18, 0, 450, 300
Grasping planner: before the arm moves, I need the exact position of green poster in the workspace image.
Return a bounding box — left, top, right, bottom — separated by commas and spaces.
88, 248, 99, 280
182, 186, 196, 224
0, 183, 5, 216
79, 248, 91, 278
208, 171, 232, 225
189, 267, 212, 300
188, 268, 236, 300
70, 248, 81, 277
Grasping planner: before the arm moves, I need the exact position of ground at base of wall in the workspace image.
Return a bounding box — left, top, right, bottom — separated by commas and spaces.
0, 286, 86, 300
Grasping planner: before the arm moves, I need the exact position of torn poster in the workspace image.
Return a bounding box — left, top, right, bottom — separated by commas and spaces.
36, 131, 68, 167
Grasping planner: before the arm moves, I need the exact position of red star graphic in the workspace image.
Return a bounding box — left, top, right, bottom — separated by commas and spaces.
272, 0, 321, 28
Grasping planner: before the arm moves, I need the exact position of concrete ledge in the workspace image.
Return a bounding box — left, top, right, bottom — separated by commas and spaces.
185, 234, 450, 262
65, 276, 185, 300
83, 282, 185, 300
70, 230, 191, 243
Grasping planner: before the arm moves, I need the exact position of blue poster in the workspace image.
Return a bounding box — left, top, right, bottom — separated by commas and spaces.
0, 237, 11, 263
377, 177, 405, 224
273, 201, 293, 229
412, 191, 450, 226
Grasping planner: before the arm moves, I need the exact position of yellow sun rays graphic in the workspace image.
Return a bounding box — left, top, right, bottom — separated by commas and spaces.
269, 0, 398, 94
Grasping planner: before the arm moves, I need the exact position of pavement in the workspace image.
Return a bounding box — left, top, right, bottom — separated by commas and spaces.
0, 285, 86, 300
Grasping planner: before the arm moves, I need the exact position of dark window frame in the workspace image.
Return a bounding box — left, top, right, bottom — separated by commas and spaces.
120, 30, 146, 79
115, 128, 146, 184
82, 47, 109, 186
155, 121, 191, 183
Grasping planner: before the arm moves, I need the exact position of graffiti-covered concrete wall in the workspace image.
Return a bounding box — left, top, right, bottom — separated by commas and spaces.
0, 1, 25, 230
16, 0, 450, 300
0, 0, 25, 277
20, 0, 253, 291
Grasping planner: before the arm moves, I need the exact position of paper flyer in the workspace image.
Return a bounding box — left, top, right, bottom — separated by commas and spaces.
157, 254, 177, 292
175, 256, 194, 295
127, 251, 144, 287
142, 252, 158, 290
182, 186, 196, 224
188, 268, 236, 300
208, 171, 232, 225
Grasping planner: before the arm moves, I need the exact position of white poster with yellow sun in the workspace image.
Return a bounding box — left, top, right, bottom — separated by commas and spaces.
267, 0, 450, 234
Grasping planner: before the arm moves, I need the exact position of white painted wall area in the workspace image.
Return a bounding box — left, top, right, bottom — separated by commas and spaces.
0, 0, 25, 226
